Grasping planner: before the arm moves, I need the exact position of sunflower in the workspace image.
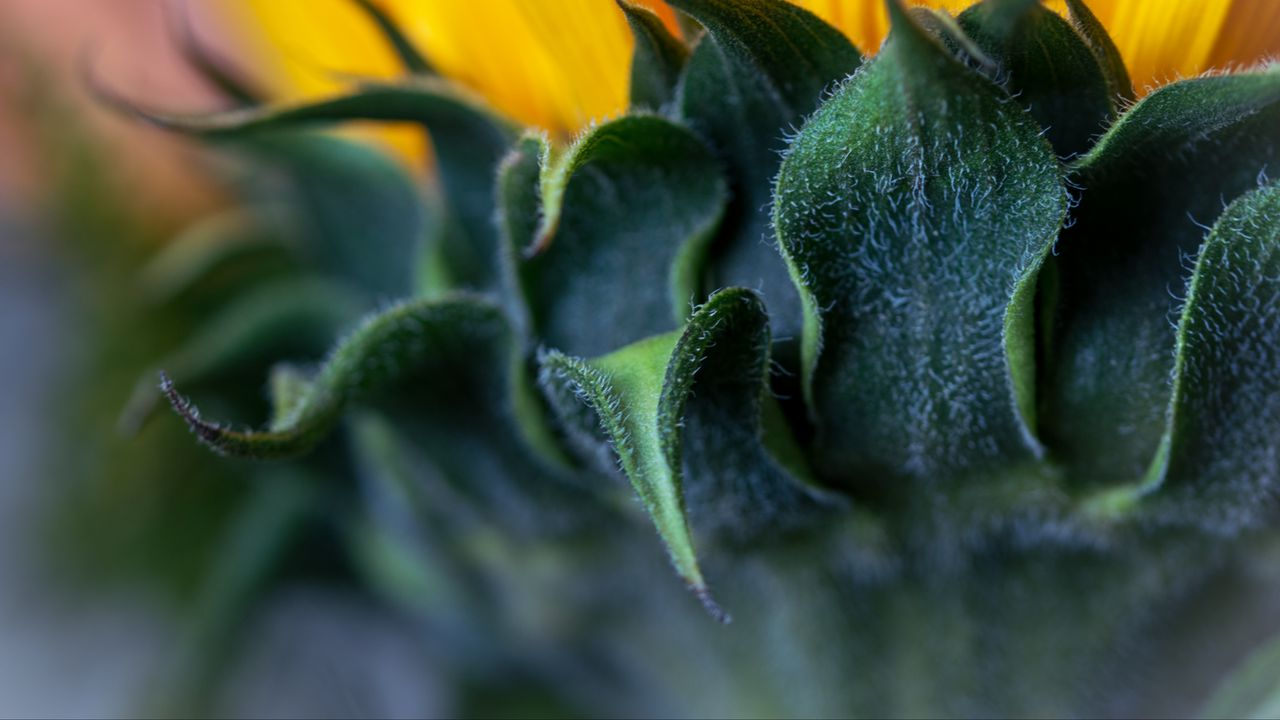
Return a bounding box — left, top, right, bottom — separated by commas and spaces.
98, 0, 1280, 715
226, 0, 1280, 135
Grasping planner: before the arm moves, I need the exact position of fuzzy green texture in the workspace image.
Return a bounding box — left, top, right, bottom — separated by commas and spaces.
95, 0, 1280, 715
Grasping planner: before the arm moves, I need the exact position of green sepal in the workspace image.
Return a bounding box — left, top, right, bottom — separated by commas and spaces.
539, 288, 828, 620
1042, 67, 1280, 487
619, 0, 689, 111
774, 0, 1067, 482
225, 133, 428, 299
350, 0, 435, 75
909, 6, 996, 74
670, 0, 862, 341
162, 295, 513, 458
1064, 0, 1134, 105
119, 277, 363, 436
498, 115, 728, 357
1090, 184, 1280, 528
957, 0, 1114, 157
111, 79, 517, 291
138, 209, 287, 302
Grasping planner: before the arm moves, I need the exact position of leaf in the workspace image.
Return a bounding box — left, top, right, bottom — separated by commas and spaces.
119, 277, 363, 436
228, 133, 428, 299
1063, 0, 1134, 106
350, 0, 435, 75
498, 115, 728, 357
138, 209, 288, 302
1041, 67, 1280, 487
619, 0, 689, 110
957, 0, 1115, 157
539, 288, 831, 620
773, 0, 1067, 483
105, 79, 517, 291
1090, 184, 1280, 529
670, 0, 862, 342
162, 295, 512, 459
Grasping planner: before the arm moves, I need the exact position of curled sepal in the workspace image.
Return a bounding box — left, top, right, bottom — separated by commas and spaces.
498, 116, 728, 357
1088, 184, 1280, 531
162, 295, 509, 459
97, 78, 516, 291
774, 0, 1066, 483
1043, 67, 1280, 486
120, 278, 363, 436
670, 0, 862, 341
957, 0, 1115, 157
228, 134, 427, 299
619, 0, 689, 110
539, 288, 828, 621
350, 0, 435, 75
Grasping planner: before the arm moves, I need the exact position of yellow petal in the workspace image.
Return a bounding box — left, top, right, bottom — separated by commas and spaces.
223, 0, 1279, 158
1083, 0, 1234, 90
225, 0, 674, 137
789, 0, 971, 54
1207, 0, 1280, 71
219, 0, 427, 167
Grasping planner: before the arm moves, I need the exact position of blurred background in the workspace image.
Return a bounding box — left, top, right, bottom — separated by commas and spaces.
0, 2, 447, 716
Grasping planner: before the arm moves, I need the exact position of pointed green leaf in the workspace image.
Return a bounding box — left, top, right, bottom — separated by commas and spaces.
1064, 0, 1134, 105
350, 0, 435, 75
664, 292, 835, 544
229, 133, 428, 298
670, 0, 862, 341
1092, 184, 1280, 527
910, 6, 997, 73
957, 0, 1114, 157
540, 288, 831, 619
110, 80, 517, 290
619, 0, 689, 110
120, 277, 363, 435
774, 1, 1067, 482
162, 295, 509, 459
1042, 68, 1280, 486
498, 115, 728, 357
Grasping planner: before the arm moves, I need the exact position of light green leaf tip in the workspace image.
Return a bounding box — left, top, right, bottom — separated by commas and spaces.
539, 288, 792, 621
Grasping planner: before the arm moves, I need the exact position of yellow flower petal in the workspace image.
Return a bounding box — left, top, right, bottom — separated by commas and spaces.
225, 0, 674, 137
220, 0, 427, 168
1207, 0, 1280, 71
789, 0, 970, 54
1084, 0, 1234, 90
222, 0, 1280, 159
